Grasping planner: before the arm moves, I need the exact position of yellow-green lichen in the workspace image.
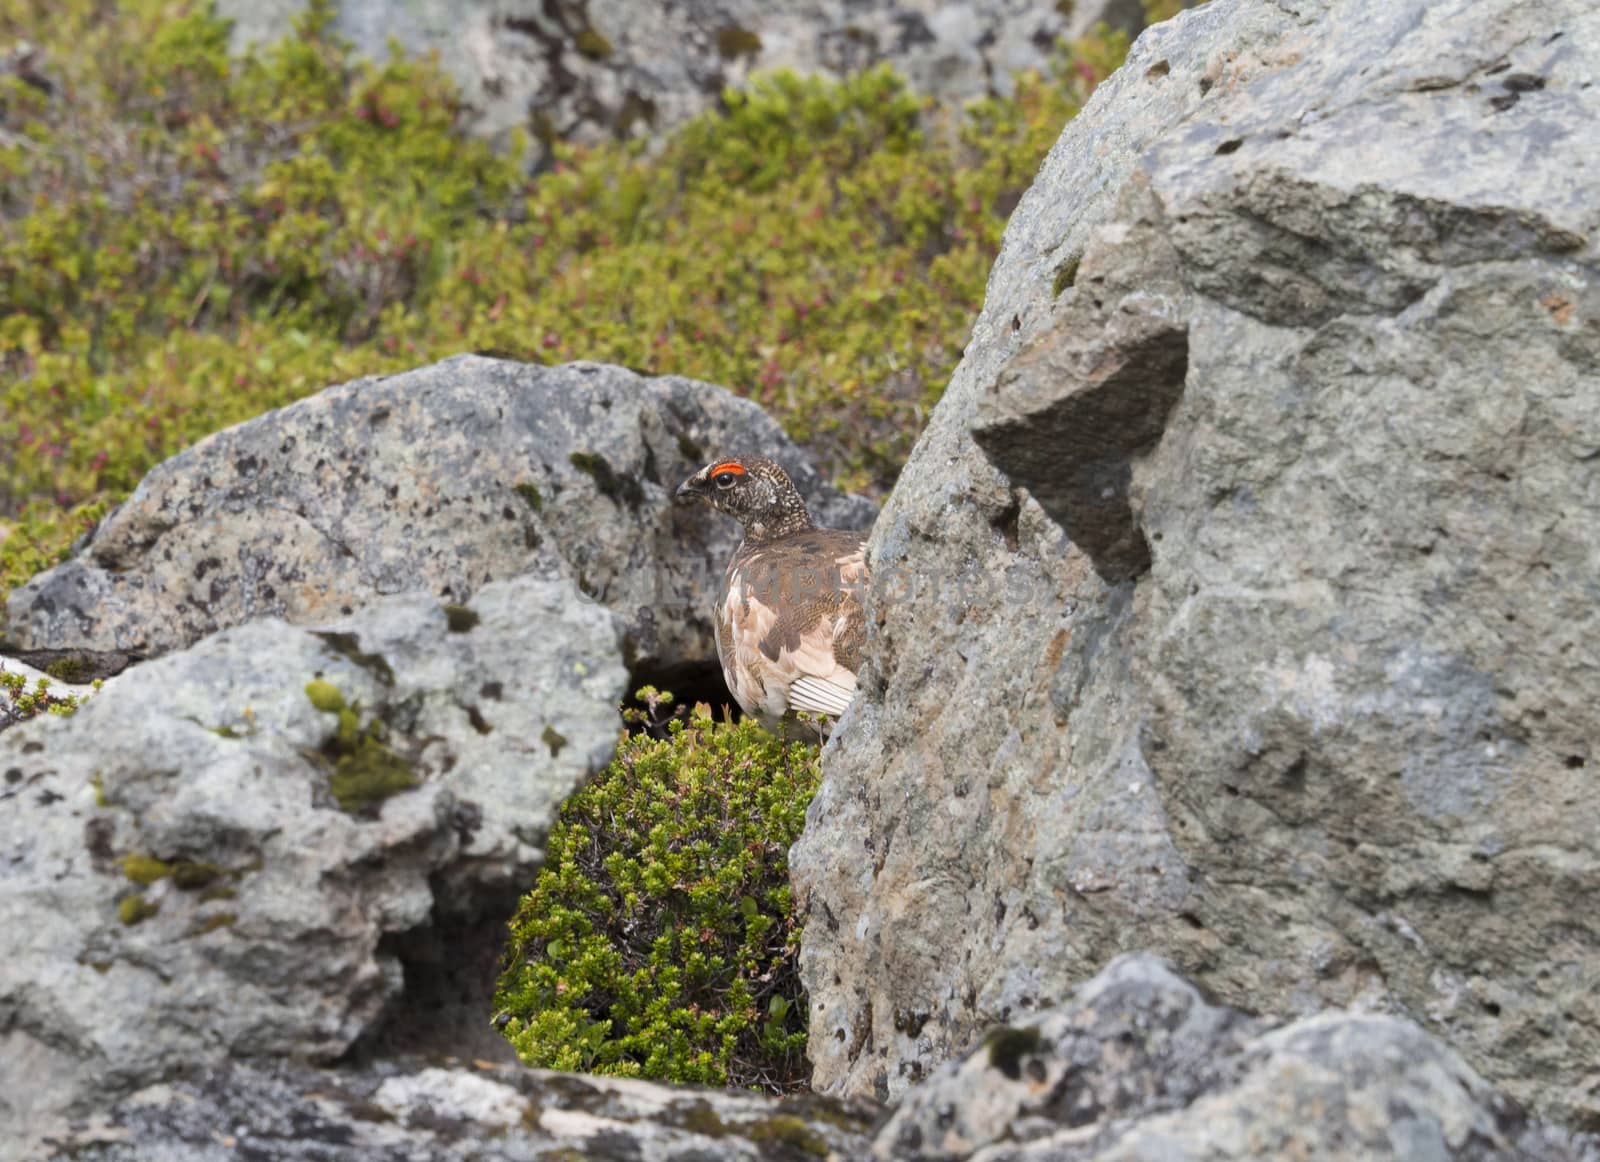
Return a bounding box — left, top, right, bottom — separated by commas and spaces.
305, 679, 347, 714
748, 1114, 829, 1156
170, 860, 225, 890
44, 657, 92, 683
513, 482, 544, 512
328, 733, 420, 814
443, 604, 481, 633
122, 853, 174, 886
574, 27, 613, 60
715, 25, 763, 59
119, 895, 160, 926
190, 912, 238, 935
123, 853, 226, 890
679, 1102, 730, 1138
307, 677, 419, 813
1051, 255, 1080, 297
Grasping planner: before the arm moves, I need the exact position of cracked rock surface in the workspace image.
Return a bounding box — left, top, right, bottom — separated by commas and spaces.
872, 955, 1590, 1162
0, 574, 627, 1152
793, 0, 1600, 1129
43, 1058, 882, 1161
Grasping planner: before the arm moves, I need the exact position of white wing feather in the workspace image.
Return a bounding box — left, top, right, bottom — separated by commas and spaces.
787, 673, 857, 717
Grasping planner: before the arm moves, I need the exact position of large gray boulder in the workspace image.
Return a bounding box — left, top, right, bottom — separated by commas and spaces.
4, 356, 873, 683
872, 955, 1590, 1161
0, 575, 627, 1152
213, 0, 1147, 148
793, 0, 1600, 1131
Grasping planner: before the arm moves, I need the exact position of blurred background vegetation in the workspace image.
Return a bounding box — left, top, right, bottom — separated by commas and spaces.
0, 0, 1139, 603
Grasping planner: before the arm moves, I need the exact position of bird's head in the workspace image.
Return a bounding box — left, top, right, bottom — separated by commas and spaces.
675, 455, 814, 542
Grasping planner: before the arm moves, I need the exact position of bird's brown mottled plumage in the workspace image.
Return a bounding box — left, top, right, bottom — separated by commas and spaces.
676, 456, 867, 739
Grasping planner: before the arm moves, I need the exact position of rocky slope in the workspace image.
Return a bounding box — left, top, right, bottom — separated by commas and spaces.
792, 0, 1600, 1131
6, 0, 1600, 1154
213, 0, 1146, 148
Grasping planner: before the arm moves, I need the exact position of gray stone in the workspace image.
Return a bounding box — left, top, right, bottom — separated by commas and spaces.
211, 0, 1148, 151
872, 954, 1593, 1162
793, 0, 1600, 1132
0, 574, 626, 1154
4, 357, 873, 689
42, 1058, 882, 1161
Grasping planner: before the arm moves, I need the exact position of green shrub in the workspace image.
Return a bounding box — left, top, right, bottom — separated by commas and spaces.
495, 692, 820, 1092
0, 0, 1129, 607
0, 661, 96, 727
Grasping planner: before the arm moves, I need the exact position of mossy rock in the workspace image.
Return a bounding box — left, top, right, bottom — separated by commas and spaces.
118, 895, 160, 926
328, 736, 420, 813
305, 679, 420, 814
748, 1114, 829, 1156
574, 27, 613, 60
442, 603, 480, 633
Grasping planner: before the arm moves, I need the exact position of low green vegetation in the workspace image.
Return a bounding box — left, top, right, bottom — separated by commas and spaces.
0, 0, 1130, 604
303, 678, 419, 814
0, 662, 96, 725
495, 692, 820, 1092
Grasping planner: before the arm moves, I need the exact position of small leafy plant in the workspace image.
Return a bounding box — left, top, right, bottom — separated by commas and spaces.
0, 662, 96, 727
495, 690, 820, 1092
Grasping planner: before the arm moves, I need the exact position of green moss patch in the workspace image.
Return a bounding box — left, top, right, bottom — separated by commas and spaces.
327, 734, 419, 812
121, 853, 225, 889
442, 603, 480, 633
748, 1114, 829, 1156
190, 912, 238, 936
306, 678, 420, 814
715, 25, 763, 59
118, 895, 160, 926
513, 481, 545, 512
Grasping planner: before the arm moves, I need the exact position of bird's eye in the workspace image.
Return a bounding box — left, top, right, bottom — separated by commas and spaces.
713, 472, 737, 488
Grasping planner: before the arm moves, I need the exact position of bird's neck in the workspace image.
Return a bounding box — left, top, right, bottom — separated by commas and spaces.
742, 510, 815, 546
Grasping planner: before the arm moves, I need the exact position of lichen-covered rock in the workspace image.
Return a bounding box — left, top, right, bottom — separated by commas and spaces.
4, 357, 873, 682
872, 955, 1592, 1162
212, 0, 1146, 149
0, 575, 626, 1153
42, 1058, 882, 1162
793, 0, 1600, 1130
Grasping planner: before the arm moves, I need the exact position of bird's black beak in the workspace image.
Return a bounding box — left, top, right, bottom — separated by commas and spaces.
675, 474, 705, 504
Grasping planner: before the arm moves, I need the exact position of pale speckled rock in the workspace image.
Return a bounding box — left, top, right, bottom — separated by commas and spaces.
872, 955, 1594, 1162
0, 574, 626, 1157
211, 0, 1148, 151
42, 1057, 882, 1161
793, 0, 1600, 1131
4, 357, 873, 681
